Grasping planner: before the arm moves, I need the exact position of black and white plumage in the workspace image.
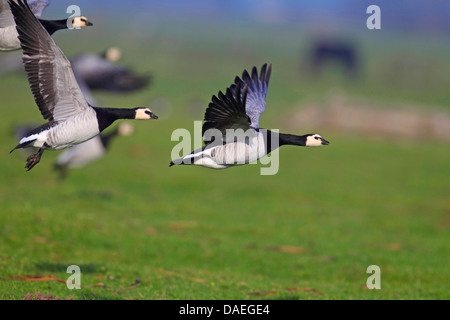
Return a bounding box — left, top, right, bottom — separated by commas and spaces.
8, 0, 157, 171
170, 64, 329, 169
70, 51, 151, 93
11, 122, 39, 156
0, 0, 92, 51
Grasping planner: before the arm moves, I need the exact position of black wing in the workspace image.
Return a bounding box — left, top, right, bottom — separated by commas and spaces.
230, 63, 272, 129
202, 82, 249, 141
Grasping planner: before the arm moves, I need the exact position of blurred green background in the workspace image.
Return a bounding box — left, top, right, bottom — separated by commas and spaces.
0, 0, 448, 299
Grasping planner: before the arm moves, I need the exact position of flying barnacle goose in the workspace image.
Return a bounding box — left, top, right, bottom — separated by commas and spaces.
8, 0, 157, 171
170, 64, 329, 169
54, 123, 135, 179
0, 0, 92, 51
70, 48, 151, 93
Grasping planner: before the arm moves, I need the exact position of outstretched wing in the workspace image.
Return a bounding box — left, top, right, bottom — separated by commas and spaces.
230, 63, 272, 129
9, 0, 90, 122
202, 82, 249, 141
27, 0, 49, 18
73, 69, 96, 106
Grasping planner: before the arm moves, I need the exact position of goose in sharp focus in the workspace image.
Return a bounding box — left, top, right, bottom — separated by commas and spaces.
54, 123, 135, 179
70, 48, 151, 93
8, 0, 157, 171
170, 64, 329, 169
0, 0, 92, 52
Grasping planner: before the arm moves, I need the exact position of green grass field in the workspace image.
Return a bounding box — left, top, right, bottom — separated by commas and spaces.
0, 19, 449, 300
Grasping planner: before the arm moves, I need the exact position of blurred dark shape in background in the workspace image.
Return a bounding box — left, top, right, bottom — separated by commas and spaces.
70, 49, 151, 94
307, 39, 359, 80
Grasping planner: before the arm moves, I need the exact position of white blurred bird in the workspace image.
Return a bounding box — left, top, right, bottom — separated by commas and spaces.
54, 122, 135, 179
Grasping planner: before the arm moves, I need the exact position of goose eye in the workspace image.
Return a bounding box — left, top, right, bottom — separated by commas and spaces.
145, 110, 151, 115
315, 136, 319, 140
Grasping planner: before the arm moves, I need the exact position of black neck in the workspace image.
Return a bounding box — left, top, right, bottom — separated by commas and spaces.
93, 107, 136, 132
264, 130, 307, 153
279, 133, 307, 147
38, 19, 68, 35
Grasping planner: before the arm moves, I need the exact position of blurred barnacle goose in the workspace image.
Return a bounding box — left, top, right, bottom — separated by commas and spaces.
0, 0, 92, 51
8, 0, 157, 171
70, 48, 151, 93
170, 64, 329, 169
54, 123, 135, 179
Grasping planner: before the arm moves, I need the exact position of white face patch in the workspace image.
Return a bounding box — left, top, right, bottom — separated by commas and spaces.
72, 16, 89, 28
135, 108, 153, 120
306, 134, 324, 147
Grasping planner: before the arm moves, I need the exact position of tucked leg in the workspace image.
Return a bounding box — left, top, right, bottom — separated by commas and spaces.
25, 143, 49, 171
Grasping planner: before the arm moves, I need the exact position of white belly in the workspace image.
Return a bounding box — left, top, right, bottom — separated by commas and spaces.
48, 116, 100, 149
0, 26, 20, 51
186, 131, 267, 168
22, 110, 100, 150
212, 132, 266, 165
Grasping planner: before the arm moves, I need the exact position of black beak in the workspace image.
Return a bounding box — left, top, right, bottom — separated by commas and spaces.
321, 138, 330, 145
86, 21, 94, 26
150, 112, 158, 119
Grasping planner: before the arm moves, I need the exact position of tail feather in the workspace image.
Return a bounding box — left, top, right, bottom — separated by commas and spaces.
169, 157, 189, 167
10, 140, 35, 153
